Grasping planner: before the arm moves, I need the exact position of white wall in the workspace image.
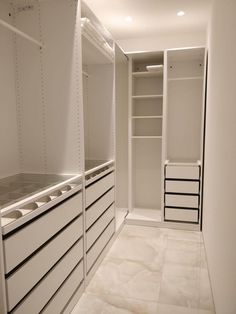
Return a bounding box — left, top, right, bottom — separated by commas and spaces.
203, 0, 236, 313
117, 31, 206, 53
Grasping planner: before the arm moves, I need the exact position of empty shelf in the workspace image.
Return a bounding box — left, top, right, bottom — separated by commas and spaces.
132, 71, 163, 78
132, 116, 162, 119
168, 76, 204, 81
132, 136, 162, 139
132, 95, 163, 100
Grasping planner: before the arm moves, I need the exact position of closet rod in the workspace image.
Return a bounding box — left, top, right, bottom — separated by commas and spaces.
0, 19, 43, 48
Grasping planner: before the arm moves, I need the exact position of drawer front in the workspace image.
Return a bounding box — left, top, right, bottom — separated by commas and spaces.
6, 216, 83, 310
165, 194, 199, 208
86, 188, 114, 229
86, 204, 114, 251
41, 262, 84, 314
11, 241, 83, 314
4, 192, 82, 274
166, 166, 199, 180
86, 172, 114, 208
86, 220, 115, 273
165, 207, 198, 223
165, 181, 199, 194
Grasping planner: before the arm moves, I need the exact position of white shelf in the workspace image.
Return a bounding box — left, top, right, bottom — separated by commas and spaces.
132, 95, 163, 100
132, 136, 162, 139
132, 71, 163, 78
132, 115, 162, 119
168, 76, 204, 82
126, 208, 162, 223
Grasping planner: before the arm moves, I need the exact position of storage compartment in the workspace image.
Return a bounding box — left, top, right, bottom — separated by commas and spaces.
165, 194, 199, 208
86, 219, 115, 273
11, 243, 83, 314
132, 118, 162, 137
86, 204, 114, 250
133, 76, 163, 96
86, 188, 114, 229
86, 172, 114, 208
165, 165, 200, 179
3, 192, 82, 273
165, 180, 199, 194
132, 98, 163, 117
165, 207, 198, 223
6, 217, 83, 310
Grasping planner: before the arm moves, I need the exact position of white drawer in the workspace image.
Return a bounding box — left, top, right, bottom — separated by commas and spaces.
41, 262, 84, 314
166, 165, 199, 179
86, 188, 114, 229
86, 220, 115, 273
165, 207, 198, 223
86, 172, 114, 208
165, 194, 199, 208
4, 192, 82, 274
6, 216, 83, 310
11, 241, 83, 314
86, 204, 114, 251
165, 180, 199, 194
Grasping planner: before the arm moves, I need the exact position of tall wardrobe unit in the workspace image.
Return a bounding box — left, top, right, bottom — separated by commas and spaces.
126, 48, 207, 230
0, 1, 117, 313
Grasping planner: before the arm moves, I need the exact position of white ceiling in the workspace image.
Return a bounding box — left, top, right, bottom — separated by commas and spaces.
83, 0, 212, 40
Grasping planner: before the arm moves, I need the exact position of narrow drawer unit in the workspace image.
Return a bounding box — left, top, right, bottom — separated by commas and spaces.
86, 204, 114, 251
165, 180, 199, 194
165, 194, 199, 208
3, 192, 82, 274
41, 261, 84, 314
86, 172, 114, 208
6, 216, 83, 310
165, 165, 200, 180
11, 241, 83, 314
86, 219, 115, 273
165, 207, 198, 223
86, 188, 114, 229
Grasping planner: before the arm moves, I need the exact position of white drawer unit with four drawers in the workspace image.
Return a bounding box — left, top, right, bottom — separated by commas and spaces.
164, 163, 201, 224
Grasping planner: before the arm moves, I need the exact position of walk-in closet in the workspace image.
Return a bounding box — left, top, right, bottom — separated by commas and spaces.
1, 0, 235, 313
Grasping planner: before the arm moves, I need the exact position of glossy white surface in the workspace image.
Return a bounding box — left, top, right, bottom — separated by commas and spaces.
72, 225, 215, 314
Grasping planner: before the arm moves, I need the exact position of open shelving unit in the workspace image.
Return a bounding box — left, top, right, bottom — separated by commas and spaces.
127, 51, 164, 225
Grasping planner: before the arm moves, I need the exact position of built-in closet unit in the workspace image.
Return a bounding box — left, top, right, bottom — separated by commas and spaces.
0, 1, 84, 313
126, 52, 165, 225
164, 47, 206, 227
80, 2, 117, 283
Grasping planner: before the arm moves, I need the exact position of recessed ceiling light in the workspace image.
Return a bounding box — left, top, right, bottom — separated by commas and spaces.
125, 16, 133, 22
177, 11, 185, 17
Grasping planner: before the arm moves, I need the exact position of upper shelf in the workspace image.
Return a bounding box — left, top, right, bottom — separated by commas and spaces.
132, 71, 163, 78
132, 95, 163, 100
168, 76, 204, 82
81, 17, 114, 65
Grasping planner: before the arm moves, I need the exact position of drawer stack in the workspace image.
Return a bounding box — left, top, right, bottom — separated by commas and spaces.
164, 164, 200, 224
85, 171, 115, 274
2, 192, 84, 314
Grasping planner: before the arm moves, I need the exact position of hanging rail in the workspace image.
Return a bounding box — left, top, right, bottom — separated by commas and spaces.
0, 18, 43, 48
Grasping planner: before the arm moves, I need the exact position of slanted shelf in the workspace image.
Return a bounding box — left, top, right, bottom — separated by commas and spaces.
127, 51, 164, 225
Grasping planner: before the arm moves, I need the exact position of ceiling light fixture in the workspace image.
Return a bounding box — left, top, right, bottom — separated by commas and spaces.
125, 16, 133, 22
177, 11, 185, 17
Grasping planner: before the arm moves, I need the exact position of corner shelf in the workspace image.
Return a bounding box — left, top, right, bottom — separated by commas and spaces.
132, 95, 163, 100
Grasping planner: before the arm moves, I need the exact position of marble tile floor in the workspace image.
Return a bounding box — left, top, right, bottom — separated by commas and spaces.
72, 225, 215, 314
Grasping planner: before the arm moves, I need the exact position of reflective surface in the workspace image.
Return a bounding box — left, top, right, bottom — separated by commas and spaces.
0, 173, 74, 209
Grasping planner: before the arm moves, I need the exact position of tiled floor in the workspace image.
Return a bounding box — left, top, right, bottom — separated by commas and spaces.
72, 225, 215, 314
